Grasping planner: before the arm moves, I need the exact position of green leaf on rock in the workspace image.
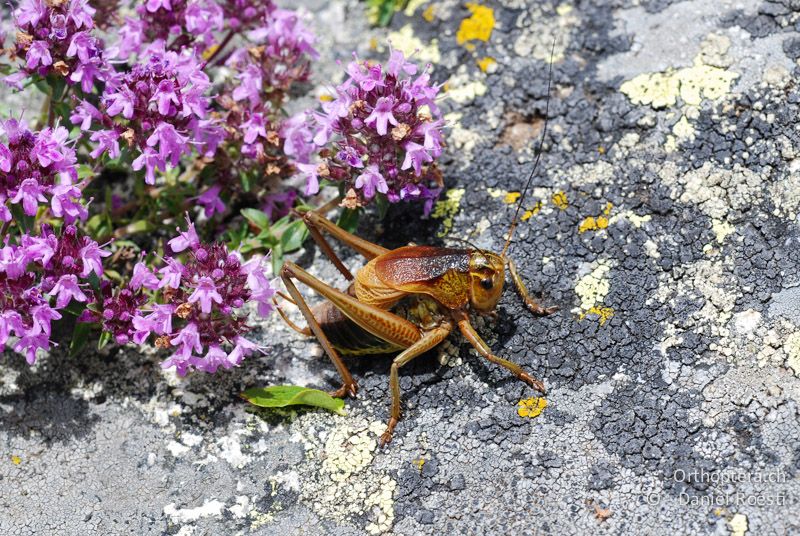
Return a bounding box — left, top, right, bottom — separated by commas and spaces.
241, 208, 270, 230
241, 385, 346, 415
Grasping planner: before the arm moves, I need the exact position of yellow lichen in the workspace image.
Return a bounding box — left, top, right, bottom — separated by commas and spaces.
319, 94, 334, 102
456, 3, 495, 46
412, 458, 425, 473
551, 191, 569, 210
477, 56, 496, 72
503, 191, 521, 204
422, 5, 435, 22
11, 455, 21, 465
487, 187, 507, 198
578, 202, 613, 233
521, 200, 542, 221
728, 513, 748, 536
431, 188, 465, 237
517, 397, 547, 418
581, 306, 615, 326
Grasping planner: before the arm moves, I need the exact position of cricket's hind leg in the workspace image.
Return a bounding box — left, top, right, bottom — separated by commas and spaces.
380, 322, 453, 446
280, 261, 422, 399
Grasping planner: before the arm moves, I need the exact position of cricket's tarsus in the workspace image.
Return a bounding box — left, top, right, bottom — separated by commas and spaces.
276, 40, 559, 446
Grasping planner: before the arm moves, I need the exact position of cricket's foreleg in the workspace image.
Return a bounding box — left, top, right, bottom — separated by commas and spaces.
281, 267, 358, 398
455, 314, 546, 394
381, 322, 453, 447
507, 259, 558, 316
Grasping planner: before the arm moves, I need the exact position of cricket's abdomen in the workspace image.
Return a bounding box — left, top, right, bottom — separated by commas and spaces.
312, 300, 405, 356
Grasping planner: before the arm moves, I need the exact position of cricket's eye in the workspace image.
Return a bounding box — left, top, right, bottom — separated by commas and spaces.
480, 278, 494, 290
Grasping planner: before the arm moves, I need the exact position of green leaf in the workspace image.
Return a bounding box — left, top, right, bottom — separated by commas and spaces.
9, 204, 34, 233
69, 322, 92, 358
241, 208, 270, 230
337, 207, 360, 233
97, 330, 112, 350
241, 385, 346, 415
375, 193, 390, 220
279, 219, 309, 252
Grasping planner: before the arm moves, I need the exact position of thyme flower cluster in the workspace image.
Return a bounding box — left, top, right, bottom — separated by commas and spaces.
302, 49, 445, 212
0, 1, 446, 374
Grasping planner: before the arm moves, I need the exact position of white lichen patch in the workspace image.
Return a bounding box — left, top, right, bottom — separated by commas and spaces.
728, 513, 748, 536
385, 24, 440, 64
293, 415, 397, 535
712, 219, 735, 244
163, 499, 225, 524
659, 161, 763, 222
444, 112, 484, 157
573, 260, 612, 312
445, 74, 487, 104
513, 4, 578, 62
783, 332, 800, 377
620, 54, 738, 109
609, 209, 652, 228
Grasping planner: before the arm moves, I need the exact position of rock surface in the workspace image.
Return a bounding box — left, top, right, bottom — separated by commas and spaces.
2, 0, 800, 534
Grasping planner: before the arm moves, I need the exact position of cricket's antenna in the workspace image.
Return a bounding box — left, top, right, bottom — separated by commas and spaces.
501, 38, 557, 258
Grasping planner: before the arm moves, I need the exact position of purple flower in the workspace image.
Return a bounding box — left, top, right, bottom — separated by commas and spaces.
132, 148, 165, 185
79, 240, 111, 277
242, 112, 268, 145
232, 65, 263, 108
26, 41, 53, 69
147, 122, 189, 166
152, 79, 180, 116
130, 262, 160, 291
196, 345, 230, 373
158, 258, 184, 289
355, 164, 388, 199
365, 97, 398, 136
188, 276, 223, 313
105, 87, 137, 119
196, 185, 225, 218
32, 125, 69, 167
132, 303, 174, 344
48, 274, 87, 308
66, 31, 95, 63
280, 113, 314, 163
306, 49, 444, 208
295, 162, 320, 196
146, 0, 172, 13
139, 227, 277, 375
170, 322, 203, 360
386, 47, 418, 77
70, 100, 102, 130
16, 0, 47, 27
11, 179, 48, 215
401, 141, 433, 176
168, 218, 200, 253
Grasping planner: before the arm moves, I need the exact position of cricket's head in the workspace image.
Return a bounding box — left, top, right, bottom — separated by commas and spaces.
468, 251, 505, 313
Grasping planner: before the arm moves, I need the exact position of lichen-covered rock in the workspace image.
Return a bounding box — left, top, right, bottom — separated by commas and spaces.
2, 0, 799, 534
